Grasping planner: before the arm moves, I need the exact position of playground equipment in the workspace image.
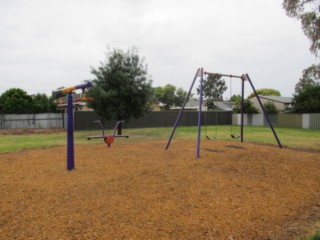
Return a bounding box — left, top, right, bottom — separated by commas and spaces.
87, 120, 129, 147
75, 93, 94, 102
165, 68, 282, 158
54, 82, 93, 171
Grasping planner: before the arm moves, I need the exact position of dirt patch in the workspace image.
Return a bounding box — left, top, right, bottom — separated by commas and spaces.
1, 140, 320, 239
0, 128, 65, 135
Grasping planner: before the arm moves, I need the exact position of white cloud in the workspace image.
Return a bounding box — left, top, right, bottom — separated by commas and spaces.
0, 0, 316, 98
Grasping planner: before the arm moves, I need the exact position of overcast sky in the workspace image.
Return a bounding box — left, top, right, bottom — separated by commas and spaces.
0, 0, 317, 99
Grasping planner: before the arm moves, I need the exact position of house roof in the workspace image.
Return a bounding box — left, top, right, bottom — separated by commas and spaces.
185, 98, 199, 108
169, 98, 200, 111
255, 96, 293, 103
170, 99, 233, 111
214, 101, 233, 111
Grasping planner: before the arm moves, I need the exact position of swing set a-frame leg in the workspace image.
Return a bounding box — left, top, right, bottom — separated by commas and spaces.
245, 74, 283, 148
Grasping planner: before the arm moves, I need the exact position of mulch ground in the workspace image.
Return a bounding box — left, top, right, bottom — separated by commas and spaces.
1, 139, 320, 240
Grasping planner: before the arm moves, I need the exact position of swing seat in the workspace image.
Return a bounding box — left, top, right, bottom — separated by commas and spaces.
205, 135, 217, 140
231, 134, 241, 139
104, 136, 114, 147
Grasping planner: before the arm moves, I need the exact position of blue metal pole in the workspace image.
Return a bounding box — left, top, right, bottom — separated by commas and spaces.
241, 76, 245, 143
165, 68, 200, 150
67, 92, 74, 170
196, 68, 204, 158
245, 74, 283, 148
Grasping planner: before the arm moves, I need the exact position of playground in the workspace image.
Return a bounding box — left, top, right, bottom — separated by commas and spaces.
1, 71, 319, 239
1, 138, 320, 239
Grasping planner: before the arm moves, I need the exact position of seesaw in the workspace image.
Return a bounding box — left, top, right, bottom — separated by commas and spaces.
87, 120, 129, 147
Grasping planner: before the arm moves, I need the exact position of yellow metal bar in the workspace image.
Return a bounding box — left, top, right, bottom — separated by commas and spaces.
60, 86, 77, 93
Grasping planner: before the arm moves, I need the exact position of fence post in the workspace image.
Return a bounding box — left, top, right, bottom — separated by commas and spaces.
61, 112, 65, 129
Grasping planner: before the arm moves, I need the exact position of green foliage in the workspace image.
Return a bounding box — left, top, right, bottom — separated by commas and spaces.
175, 87, 188, 107
293, 85, 320, 113
263, 101, 279, 114
233, 99, 259, 114
283, 0, 320, 55
295, 64, 320, 94
247, 88, 281, 99
87, 47, 153, 121
230, 94, 241, 103
306, 230, 320, 240
205, 99, 215, 110
154, 84, 188, 111
49, 94, 58, 113
197, 73, 227, 100
0, 88, 34, 113
32, 93, 51, 113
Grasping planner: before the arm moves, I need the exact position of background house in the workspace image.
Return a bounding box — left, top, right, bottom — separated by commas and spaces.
170, 98, 199, 111
169, 99, 233, 112
249, 96, 293, 113
56, 93, 94, 112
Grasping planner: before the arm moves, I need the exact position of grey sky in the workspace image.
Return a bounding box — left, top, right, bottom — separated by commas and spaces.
0, 0, 317, 98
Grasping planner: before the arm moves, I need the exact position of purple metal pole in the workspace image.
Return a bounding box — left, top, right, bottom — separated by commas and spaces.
245, 74, 283, 148
165, 69, 200, 150
54, 82, 93, 95
196, 68, 204, 158
67, 92, 74, 170
240, 76, 245, 143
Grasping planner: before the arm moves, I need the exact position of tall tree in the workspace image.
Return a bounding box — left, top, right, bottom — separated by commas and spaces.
32, 93, 51, 113
87, 47, 153, 134
247, 88, 281, 99
49, 93, 59, 113
154, 84, 188, 111
263, 102, 279, 114
0, 88, 34, 114
233, 99, 259, 114
283, 0, 320, 55
294, 63, 320, 94
175, 87, 188, 107
230, 94, 242, 103
197, 74, 227, 101
293, 85, 320, 113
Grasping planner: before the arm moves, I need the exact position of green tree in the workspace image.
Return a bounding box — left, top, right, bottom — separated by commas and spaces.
233, 99, 259, 114
175, 87, 188, 107
197, 73, 227, 100
0, 88, 34, 113
293, 85, 320, 113
230, 94, 241, 103
154, 84, 176, 111
49, 93, 58, 113
205, 99, 216, 110
154, 84, 188, 111
283, 0, 320, 55
87, 47, 153, 134
294, 64, 320, 94
263, 101, 279, 114
247, 88, 281, 99
32, 93, 51, 113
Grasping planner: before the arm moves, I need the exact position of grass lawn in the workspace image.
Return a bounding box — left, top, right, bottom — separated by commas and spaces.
0, 125, 319, 153
307, 230, 320, 240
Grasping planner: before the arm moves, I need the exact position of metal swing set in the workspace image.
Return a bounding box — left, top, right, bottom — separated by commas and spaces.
165, 68, 283, 158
